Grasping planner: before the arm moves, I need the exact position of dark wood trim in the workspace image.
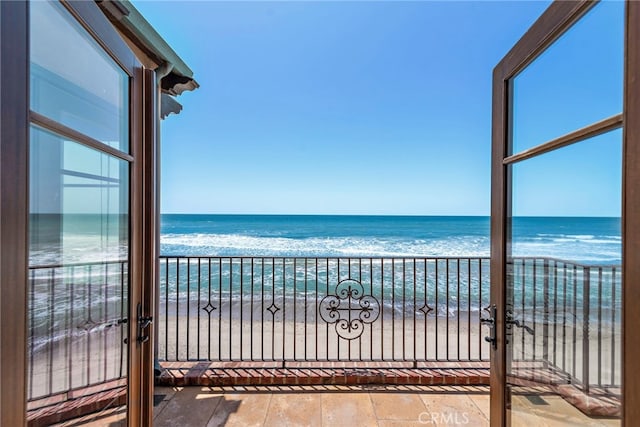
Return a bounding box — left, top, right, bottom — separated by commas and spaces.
496, 0, 596, 81
153, 84, 162, 398
127, 65, 144, 427
491, 2, 607, 425
61, 0, 137, 76
30, 111, 135, 163
32, 2, 147, 424
503, 114, 623, 165
622, 1, 640, 424
140, 67, 157, 425
490, 64, 508, 427
0, 1, 29, 425
126, 66, 157, 427
0, 1, 154, 424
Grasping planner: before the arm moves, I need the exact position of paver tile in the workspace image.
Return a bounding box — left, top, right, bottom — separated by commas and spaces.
54, 406, 126, 426
467, 393, 490, 420
419, 393, 488, 427
321, 392, 377, 427
370, 393, 427, 421
377, 421, 427, 427
521, 395, 615, 427
263, 393, 322, 427
149, 387, 620, 427
207, 393, 271, 427
153, 386, 181, 421
154, 387, 222, 427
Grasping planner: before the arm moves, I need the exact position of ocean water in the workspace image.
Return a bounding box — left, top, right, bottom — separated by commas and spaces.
161, 214, 621, 264
27, 215, 622, 349
158, 215, 621, 320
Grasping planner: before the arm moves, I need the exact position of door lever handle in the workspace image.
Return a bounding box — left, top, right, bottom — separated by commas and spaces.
507, 318, 534, 335
481, 304, 497, 349
505, 309, 534, 335
137, 303, 153, 344
139, 317, 152, 330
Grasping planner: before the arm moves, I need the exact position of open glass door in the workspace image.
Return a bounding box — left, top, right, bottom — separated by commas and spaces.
507, 134, 622, 425
26, 1, 149, 424
490, 1, 624, 425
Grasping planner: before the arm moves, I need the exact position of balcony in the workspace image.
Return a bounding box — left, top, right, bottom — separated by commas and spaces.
26, 256, 621, 424
50, 385, 620, 426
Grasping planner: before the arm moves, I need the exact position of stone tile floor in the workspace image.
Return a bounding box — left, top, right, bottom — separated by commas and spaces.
54, 385, 621, 426
156, 385, 491, 427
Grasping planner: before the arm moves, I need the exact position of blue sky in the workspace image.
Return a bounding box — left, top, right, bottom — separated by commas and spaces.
134, 1, 623, 216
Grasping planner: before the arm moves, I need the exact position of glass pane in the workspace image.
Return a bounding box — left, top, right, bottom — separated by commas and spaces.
30, 0, 129, 152
28, 126, 129, 419
507, 131, 621, 425
511, 0, 623, 155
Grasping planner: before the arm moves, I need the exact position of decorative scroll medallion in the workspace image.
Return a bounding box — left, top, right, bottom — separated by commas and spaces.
319, 279, 380, 340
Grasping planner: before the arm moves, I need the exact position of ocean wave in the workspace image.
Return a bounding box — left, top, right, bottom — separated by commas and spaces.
512, 240, 621, 263
551, 237, 620, 244
161, 233, 491, 258
161, 231, 620, 263
534, 234, 620, 244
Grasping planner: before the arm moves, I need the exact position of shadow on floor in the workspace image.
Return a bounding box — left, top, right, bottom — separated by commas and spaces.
154, 388, 242, 427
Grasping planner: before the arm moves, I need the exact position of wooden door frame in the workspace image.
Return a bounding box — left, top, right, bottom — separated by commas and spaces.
135, 66, 158, 425
621, 0, 640, 423
0, 2, 30, 425
490, 3, 597, 422
60, 1, 156, 425
491, 0, 639, 425
0, 1, 157, 424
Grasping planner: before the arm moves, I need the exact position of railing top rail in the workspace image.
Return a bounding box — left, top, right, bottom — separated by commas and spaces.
29, 259, 128, 270
507, 257, 621, 270
157, 255, 619, 269
27, 255, 620, 271
158, 255, 489, 260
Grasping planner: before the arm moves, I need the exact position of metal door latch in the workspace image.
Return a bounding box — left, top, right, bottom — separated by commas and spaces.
481, 304, 497, 349
506, 309, 534, 335
137, 303, 153, 344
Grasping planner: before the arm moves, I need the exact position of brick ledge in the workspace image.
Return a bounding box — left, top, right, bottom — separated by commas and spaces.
157, 361, 491, 387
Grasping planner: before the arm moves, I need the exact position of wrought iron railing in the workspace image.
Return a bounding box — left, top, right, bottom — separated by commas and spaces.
508, 258, 621, 392
158, 256, 492, 363
27, 260, 128, 405
158, 256, 621, 392
26, 255, 621, 406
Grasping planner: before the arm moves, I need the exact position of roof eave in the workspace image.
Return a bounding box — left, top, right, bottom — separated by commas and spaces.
97, 0, 199, 96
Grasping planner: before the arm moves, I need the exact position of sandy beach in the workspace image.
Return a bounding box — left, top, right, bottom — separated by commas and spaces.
157, 298, 621, 387
27, 296, 620, 406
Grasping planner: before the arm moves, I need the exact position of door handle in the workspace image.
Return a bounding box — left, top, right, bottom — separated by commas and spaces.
507, 318, 534, 335
137, 303, 153, 344
481, 304, 497, 349
505, 309, 534, 335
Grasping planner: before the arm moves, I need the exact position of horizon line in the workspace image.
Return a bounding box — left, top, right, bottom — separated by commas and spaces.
160, 213, 622, 218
